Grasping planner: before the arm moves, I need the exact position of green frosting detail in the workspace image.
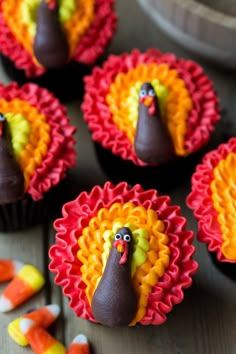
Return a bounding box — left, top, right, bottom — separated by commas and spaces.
5, 113, 31, 158
22, 0, 76, 37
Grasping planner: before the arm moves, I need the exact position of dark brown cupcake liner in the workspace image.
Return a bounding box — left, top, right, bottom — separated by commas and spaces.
209, 251, 236, 281
0, 178, 69, 233
0, 55, 91, 102
93, 142, 207, 192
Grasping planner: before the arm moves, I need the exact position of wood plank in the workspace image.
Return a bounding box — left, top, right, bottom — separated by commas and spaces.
1, 0, 236, 353
56, 0, 236, 353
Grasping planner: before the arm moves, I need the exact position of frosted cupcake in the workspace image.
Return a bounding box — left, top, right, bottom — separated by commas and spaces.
0, 0, 117, 101
82, 48, 220, 191
186, 137, 236, 279
0, 81, 76, 232
49, 181, 198, 327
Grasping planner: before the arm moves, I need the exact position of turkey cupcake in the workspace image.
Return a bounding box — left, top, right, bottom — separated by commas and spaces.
49, 181, 198, 327
0, 0, 117, 101
0, 81, 76, 232
82, 48, 220, 191
187, 137, 236, 279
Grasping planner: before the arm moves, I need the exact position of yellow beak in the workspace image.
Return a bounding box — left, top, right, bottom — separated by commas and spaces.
117, 244, 125, 253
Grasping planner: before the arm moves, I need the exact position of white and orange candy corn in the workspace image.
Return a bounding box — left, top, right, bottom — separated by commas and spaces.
67, 334, 90, 354
0, 264, 45, 312
20, 318, 66, 354
0, 259, 24, 282
8, 304, 60, 346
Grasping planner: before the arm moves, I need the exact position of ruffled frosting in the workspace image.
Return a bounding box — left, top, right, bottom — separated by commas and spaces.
82, 48, 220, 166
0, 0, 117, 77
49, 181, 198, 326
186, 137, 236, 262
0, 82, 76, 200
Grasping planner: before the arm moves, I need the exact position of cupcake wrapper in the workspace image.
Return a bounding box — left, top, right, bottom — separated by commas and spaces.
0, 55, 91, 102
93, 141, 206, 192
209, 251, 236, 280
0, 179, 67, 232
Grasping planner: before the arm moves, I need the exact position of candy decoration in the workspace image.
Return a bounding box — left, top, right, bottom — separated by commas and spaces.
33, 0, 69, 68
67, 334, 90, 354
134, 82, 174, 164
20, 318, 66, 354
0, 264, 45, 312
8, 304, 60, 346
0, 259, 24, 282
91, 226, 137, 327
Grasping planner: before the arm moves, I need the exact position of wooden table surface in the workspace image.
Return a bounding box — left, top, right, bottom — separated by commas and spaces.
1, 1, 236, 353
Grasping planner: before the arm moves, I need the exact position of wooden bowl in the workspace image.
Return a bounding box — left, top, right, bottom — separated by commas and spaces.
137, 0, 236, 69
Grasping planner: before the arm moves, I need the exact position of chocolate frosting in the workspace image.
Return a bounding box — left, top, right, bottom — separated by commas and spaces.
0, 114, 25, 204
91, 227, 137, 327
134, 82, 174, 164
33, 0, 69, 69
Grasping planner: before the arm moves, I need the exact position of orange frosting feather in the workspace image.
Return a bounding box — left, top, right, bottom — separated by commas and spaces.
211, 152, 236, 260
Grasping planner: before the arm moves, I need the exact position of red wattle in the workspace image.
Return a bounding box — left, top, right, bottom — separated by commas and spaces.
119, 241, 128, 264
114, 239, 128, 264
148, 102, 156, 115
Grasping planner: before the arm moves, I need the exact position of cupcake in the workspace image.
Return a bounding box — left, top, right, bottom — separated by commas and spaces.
81, 48, 220, 191
186, 137, 236, 279
0, 0, 117, 101
0, 81, 76, 232
49, 181, 198, 327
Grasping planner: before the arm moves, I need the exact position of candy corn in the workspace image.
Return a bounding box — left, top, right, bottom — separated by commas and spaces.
20, 318, 66, 354
0, 264, 45, 312
67, 334, 90, 354
0, 259, 24, 282
8, 304, 60, 346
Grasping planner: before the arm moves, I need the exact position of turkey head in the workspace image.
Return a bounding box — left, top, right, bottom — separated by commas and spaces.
33, 0, 69, 68
0, 114, 24, 204
134, 82, 174, 164
91, 226, 137, 327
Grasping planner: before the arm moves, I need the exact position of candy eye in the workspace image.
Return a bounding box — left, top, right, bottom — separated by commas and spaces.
0, 113, 5, 121
139, 89, 147, 98
114, 233, 122, 240
148, 88, 155, 96
123, 234, 131, 242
